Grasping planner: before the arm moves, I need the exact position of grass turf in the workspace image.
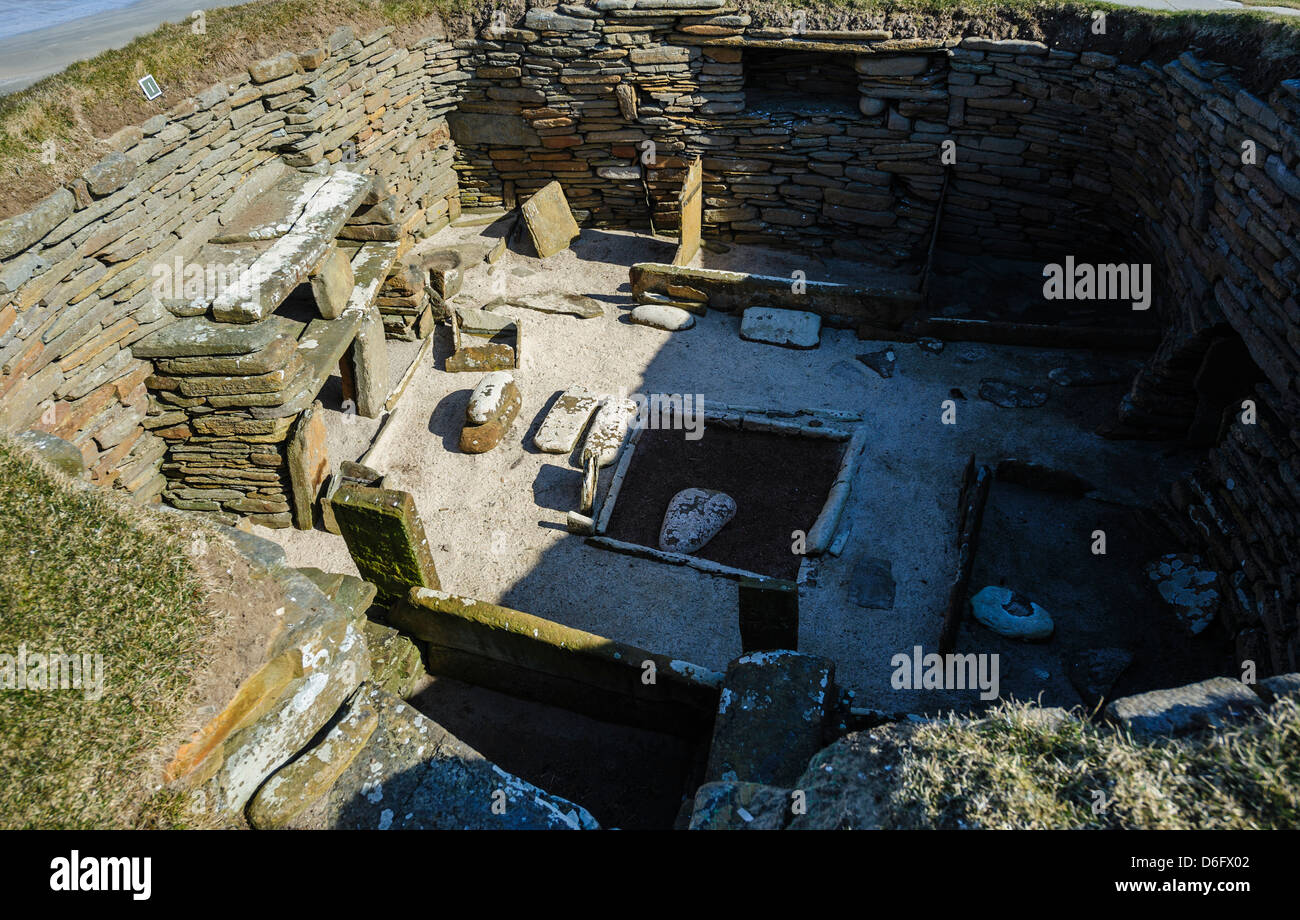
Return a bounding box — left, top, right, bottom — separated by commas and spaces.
0, 435, 213, 828
888, 698, 1300, 829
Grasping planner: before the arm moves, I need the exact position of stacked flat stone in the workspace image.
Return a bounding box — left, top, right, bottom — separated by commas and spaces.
0, 22, 469, 511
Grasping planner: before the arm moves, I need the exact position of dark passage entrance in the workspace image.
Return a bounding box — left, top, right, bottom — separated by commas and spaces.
408, 674, 706, 830
743, 48, 858, 114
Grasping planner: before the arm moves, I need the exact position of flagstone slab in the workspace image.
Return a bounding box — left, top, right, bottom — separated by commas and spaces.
582, 396, 638, 467
660, 487, 736, 554
740, 307, 822, 349
534, 385, 601, 453
521, 180, 581, 259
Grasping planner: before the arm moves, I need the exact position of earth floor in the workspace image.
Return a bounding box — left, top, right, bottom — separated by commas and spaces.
255, 222, 1218, 713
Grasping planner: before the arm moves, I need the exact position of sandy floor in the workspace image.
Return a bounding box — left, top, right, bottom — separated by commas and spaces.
255, 224, 1200, 711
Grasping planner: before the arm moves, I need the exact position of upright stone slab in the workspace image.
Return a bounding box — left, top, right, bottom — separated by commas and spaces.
582, 396, 638, 467
673, 157, 703, 267
345, 304, 389, 417
521, 180, 580, 259
310, 244, 355, 320
287, 407, 329, 530
738, 578, 799, 652
330, 482, 441, 603
320, 460, 383, 535
705, 651, 834, 787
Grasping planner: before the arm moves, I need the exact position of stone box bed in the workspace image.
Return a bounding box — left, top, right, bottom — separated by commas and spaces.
599, 416, 849, 579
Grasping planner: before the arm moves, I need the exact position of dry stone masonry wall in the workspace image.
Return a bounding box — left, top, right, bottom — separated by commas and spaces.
0, 22, 468, 521
0, 3, 1298, 669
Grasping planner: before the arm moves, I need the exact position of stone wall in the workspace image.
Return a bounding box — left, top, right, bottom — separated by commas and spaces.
0, 21, 467, 513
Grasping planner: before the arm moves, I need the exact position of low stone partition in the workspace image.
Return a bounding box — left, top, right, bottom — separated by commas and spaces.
628, 261, 921, 327
387, 586, 722, 736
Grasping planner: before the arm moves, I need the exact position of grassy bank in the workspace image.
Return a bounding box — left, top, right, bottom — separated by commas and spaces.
889, 698, 1300, 829
0, 435, 213, 828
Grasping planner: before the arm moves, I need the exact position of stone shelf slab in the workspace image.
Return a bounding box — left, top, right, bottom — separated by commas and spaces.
132, 314, 301, 359
211, 170, 374, 324
246, 242, 399, 420
210, 171, 334, 244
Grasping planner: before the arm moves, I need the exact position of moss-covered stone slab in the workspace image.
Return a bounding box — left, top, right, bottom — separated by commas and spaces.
362, 620, 424, 697
521, 180, 580, 259
172, 614, 370, 815
387, 587, 720, 736
689, 780, 792, 830
15, 430, 86, 479
330, 483, 441, 603
705, 650, 835, 787
287, 407, 329, 530
447, 342, 516, 373
320, 461, 383, 535
331, 574, 378, 621
294, 566, 347, 600
245, 691, 379, 830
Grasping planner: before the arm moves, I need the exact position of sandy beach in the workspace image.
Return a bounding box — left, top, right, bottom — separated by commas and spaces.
0, 0, 252, 96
